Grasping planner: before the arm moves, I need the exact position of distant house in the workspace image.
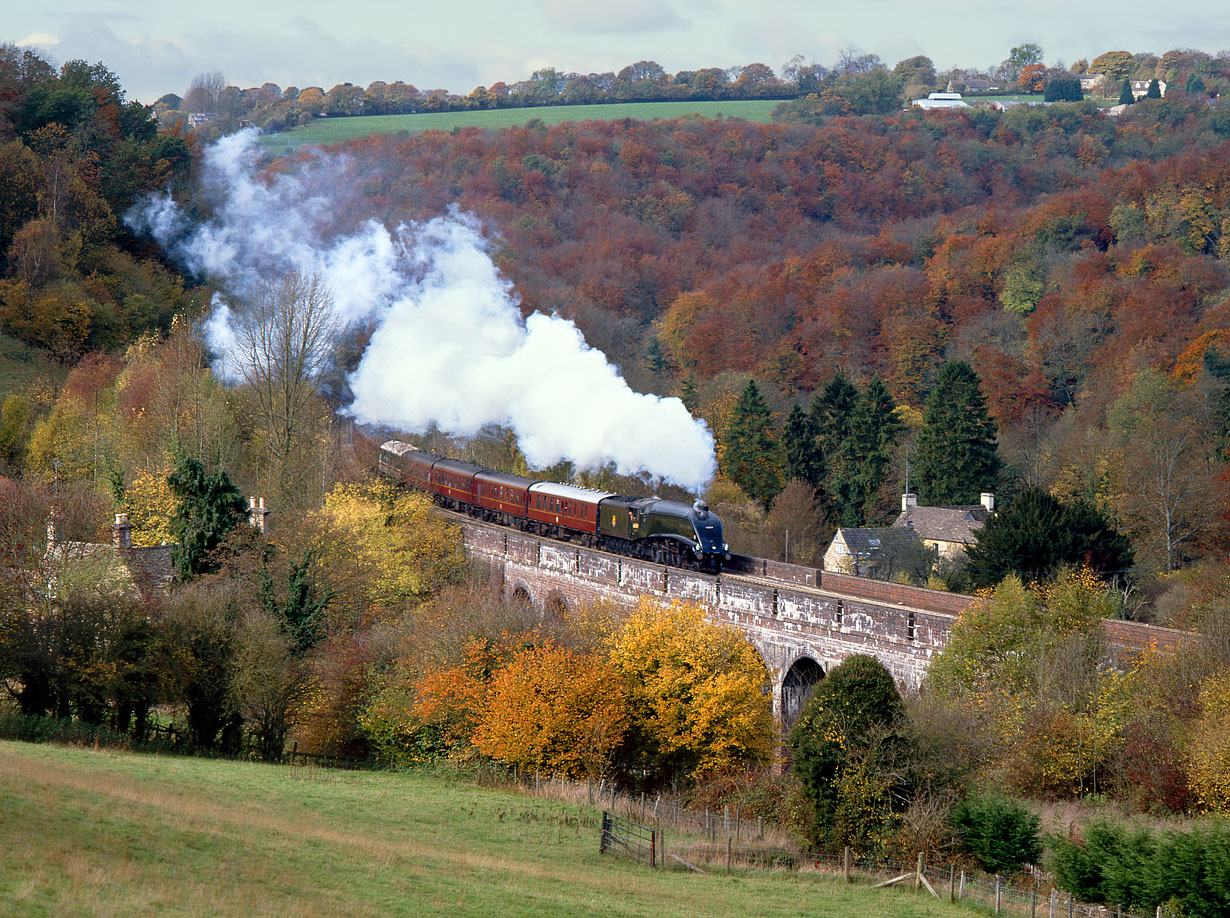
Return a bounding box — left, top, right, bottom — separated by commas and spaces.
948, 78, 999, 94
47, 514, 175, 602
913, 92, 969, 111
1078, 73, 1107, 94
823, 525, 925, 577
891, 493, 995, 562
986, 100, 1047, 111
1130, 80, 1166, 99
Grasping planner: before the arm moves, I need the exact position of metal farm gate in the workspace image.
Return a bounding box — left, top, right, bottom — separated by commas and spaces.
599, 811, 657, 867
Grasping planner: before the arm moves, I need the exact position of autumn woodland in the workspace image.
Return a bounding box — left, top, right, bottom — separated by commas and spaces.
7, 40, 1230, 914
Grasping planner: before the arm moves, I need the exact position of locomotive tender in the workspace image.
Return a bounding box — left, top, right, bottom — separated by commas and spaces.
379, 440, 729, 573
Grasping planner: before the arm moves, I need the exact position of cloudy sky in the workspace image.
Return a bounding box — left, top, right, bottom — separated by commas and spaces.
12, 0, 1230, 104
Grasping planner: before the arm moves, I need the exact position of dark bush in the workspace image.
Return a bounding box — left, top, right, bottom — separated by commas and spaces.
1050, 821, 1230, 917
0, 712, 130, 748
950, 793, 1041, 874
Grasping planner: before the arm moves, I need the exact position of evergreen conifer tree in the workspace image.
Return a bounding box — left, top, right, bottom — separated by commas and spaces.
723, 379, 783, 507
679, 375, 699, 416
1118, 78, 1135, 105
809, 373, 858, 521
168, 455, 247, 580
781, 403, 822, 490
1145, 78, 1161, 99
913, 361, 1000, 505
964, 488, 1134, 588
840, 377, 903, 526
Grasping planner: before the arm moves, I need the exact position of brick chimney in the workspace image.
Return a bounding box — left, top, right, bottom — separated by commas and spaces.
112, 513, 132, 550
248, 496, 269, 535
981, 492, 995, 512
902, 493, 918, 512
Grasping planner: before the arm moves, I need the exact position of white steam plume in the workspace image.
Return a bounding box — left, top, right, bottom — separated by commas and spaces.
128, 130, 717, 491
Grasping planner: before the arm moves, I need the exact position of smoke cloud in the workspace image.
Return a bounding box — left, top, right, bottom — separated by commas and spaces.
128, 130, 717, 491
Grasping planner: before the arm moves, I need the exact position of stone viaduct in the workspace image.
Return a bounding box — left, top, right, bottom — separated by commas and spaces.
460, 518, 1188, 725
460, 519, 973, 724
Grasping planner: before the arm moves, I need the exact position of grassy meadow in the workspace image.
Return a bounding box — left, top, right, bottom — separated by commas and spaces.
0, 740, 973, 917
0, 333, 66, 401
258, 100, 783, 155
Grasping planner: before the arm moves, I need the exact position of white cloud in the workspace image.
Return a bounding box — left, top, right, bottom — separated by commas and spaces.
16, 32, 60, 48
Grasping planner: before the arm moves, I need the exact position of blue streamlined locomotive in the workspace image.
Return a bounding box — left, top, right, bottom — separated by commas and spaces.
379, 440, 729, 573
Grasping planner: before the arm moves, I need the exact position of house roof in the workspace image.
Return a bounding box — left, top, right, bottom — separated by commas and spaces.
50, 541, 175, 601
834, 526, 923, 556
893, 505, 989, 544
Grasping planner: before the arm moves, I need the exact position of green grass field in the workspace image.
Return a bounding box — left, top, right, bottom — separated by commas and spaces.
0, 333, 65, 401
258, 100, 784, 155
0, 740, 972, 917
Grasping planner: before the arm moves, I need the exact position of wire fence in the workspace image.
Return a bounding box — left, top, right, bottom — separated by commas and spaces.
280, 754, 1169, 916
649, 843, 1165, 918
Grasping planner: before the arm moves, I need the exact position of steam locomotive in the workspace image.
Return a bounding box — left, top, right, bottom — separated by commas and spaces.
379, 440, 729, 573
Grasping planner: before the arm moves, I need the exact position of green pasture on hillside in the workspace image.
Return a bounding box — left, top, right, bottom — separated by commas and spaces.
0, 334, 67, 400
258, 100, 784, 155
0, 740, 972, 917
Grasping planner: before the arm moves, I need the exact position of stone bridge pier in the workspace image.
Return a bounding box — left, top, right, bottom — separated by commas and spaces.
460, 520, 956, 724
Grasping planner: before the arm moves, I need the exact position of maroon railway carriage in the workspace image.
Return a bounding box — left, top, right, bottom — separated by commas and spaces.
429, 458, 484, 509
378, 440, 428, 483
525, 480, 613, 538
473, 469, 533, 526
398, 446, 440, 491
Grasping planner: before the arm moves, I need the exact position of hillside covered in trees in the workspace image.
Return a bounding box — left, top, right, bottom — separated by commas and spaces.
280, 93, 1230, 580
0, 46, 195, 358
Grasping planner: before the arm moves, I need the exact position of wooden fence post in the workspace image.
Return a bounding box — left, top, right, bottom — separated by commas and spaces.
1049, 888, 1056, 918
1031, 889, 1036, 918
959, 871, 966, 900
995, 875, 1001, 914
727, 837, 732, 874
1068, 892, 1074, 918
915, 852, 924, 891
842, 846, 851, 883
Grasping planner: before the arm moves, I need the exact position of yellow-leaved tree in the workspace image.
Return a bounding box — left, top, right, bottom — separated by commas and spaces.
609, 599, 773, 781
1186, 672, 1230, 812
473, 643, 628, 782
309, 479, 466, 619
122, 458, 176, 546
